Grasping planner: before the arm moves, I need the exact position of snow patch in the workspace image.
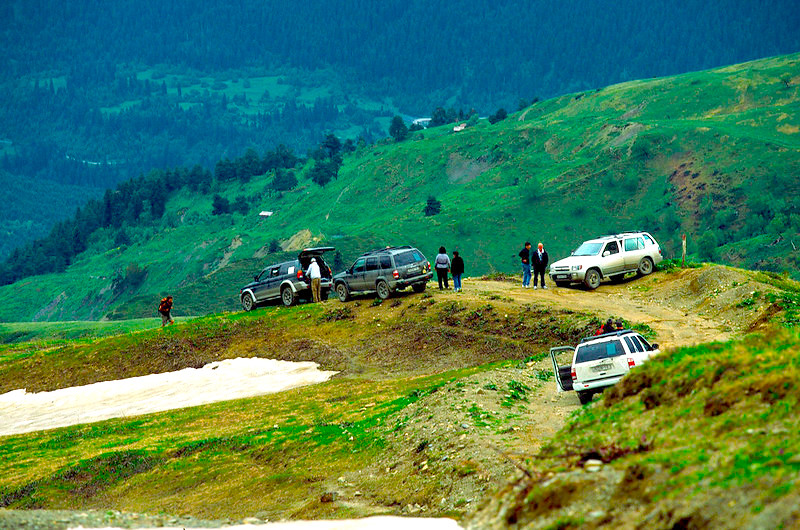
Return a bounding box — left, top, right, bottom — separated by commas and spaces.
0, 358, 338, 436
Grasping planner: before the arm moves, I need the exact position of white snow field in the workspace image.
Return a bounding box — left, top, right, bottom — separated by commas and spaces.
0, 357, 338, 436
74, 516, 464, 529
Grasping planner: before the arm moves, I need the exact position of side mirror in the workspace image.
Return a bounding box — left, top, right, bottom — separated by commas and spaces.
602, 251, 610, 257
651, 343, 659, 351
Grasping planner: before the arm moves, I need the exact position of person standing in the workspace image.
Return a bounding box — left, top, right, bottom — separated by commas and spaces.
532, 242, 549, 289
158, 295, 174, 327
434, 246, 451, 289
308, 258, 322, 303
451, 250, 465, 292
518, 242, 532, 287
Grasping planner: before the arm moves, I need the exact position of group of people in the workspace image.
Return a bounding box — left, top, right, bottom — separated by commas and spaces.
595, 318, 625, 335
518, 241, 549, 289
434, 246, 465, 292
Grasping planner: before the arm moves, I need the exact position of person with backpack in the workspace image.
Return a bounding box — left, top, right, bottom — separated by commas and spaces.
451, 250, 465, 292
434, 246, 451, 290
158, 296, 174, 327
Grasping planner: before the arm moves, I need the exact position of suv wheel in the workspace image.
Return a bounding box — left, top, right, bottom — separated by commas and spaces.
336, 283, 350, 302
578, 390, 594, 405
637, 257, 654, 276
281, 286, 296, 306
376, 280, 391, 300
412, 283, 426, 293
241, 292, 255, 312
584, 269, 601, 290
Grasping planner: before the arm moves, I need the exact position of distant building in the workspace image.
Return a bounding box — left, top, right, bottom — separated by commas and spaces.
453, 123, 467, 132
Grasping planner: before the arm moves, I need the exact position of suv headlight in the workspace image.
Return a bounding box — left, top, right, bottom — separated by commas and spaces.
571, 265, 583, 271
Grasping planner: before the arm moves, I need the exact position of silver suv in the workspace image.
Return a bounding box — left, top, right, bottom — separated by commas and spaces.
550, 329, 660, 404
239, 247, 334, 310
333, 246, 432, 301
549, 231, 663, 289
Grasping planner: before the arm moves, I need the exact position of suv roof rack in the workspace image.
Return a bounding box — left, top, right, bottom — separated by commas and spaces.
360, 245, 413, 256
580, 329, 633, 343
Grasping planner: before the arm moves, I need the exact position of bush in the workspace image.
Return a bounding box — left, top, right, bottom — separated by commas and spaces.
424, 196, 441, 216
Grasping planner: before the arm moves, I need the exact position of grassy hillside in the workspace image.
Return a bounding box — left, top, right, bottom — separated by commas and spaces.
0, 53, 798, 321
469, 328, 800, 529
2, 268, 800, 525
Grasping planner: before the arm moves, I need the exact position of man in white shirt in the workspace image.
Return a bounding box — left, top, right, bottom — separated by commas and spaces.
308, 258, 322, 303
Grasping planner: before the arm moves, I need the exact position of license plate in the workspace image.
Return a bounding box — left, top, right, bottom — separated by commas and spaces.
556, 274, 568, 280
408, 267, 419, 273
592, 364, 612, 372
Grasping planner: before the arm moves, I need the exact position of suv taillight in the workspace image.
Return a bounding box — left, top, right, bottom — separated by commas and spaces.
425, 261, 431, 272
392, 269, 400, 279
627, 357, 635, 368
297, 270, 304, 279
571, 368, 577, 381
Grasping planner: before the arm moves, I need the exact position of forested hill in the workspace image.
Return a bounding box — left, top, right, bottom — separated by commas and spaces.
2, 1, 798, 261
0, 53, 797, 322
4, 0, 798, 111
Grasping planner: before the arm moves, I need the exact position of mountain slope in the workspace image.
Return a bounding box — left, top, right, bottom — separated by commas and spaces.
0, 53, 798, 322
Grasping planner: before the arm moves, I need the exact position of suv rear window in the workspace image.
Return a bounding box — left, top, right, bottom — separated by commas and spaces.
575, 340, 624, 363
394, 250, 423, 266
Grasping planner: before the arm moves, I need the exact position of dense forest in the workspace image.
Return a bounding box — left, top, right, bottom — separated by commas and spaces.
0, 0, 798, 259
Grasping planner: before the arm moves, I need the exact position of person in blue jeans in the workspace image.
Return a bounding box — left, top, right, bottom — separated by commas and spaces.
518, 242, 532, 287
434, 246, 451, 289
451, 250, 465, 292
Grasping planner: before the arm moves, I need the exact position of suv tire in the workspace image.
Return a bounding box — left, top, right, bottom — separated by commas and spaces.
336, 283, 350, 302
637, 257, 654, 276
412, 283, 427, 293
578, 390, 594, 405
281, 286, 297, 306
376, 280, 391, 300
241, 293, 255, 312
584, 269, 601, 290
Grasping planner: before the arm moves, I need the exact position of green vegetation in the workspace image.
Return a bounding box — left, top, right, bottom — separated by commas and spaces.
1, 53, 799, 321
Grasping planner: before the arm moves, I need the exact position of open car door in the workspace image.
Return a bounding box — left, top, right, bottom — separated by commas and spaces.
550, 346, 575, 392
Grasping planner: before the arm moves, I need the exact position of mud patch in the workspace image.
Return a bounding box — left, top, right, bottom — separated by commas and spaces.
283, 229, 314, 251
446, 153, 491, 184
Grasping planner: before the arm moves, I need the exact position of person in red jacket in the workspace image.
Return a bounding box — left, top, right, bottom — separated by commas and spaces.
158, 296, 174, 327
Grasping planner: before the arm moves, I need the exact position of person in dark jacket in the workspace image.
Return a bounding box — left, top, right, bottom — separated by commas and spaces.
434, 246, 451, 289
519, 242, 532, 287
595, 318, 616, 335
532, 242, 549, 289
451, 250, 465, 292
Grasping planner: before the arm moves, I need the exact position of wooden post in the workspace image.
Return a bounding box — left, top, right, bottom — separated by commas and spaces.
681, 234, 687, 267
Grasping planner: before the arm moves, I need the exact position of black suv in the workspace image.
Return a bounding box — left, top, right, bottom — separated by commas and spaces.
239, 247, 334, 310
333, 246, 432, 301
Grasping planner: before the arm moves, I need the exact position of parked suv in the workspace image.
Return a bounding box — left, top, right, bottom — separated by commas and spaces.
550, 330, 660, 404
549, 231, 663, 289
239, 247, 334, 310
333, 246, 432, 301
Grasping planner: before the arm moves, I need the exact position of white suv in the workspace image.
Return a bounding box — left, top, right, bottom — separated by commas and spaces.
549, 231, 663, 289
550, 330, 660, 404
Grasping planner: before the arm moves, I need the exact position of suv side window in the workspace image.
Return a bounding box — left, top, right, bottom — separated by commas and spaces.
643, 234, 654, 245
625, 336, 644, 353
380, 255, 392, 269
353, 258, 366, 273
366, 257, 379, 271
604, 241, 620, 255
636, 334, 653, 351
624, 238, 645, 251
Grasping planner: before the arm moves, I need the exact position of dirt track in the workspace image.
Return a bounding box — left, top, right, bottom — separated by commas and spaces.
462, 265, 772, 351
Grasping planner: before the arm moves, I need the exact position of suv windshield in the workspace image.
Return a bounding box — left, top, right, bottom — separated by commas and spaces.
394, 250, 423, 266
576, 340, 624, 363
573, 242, 603, 256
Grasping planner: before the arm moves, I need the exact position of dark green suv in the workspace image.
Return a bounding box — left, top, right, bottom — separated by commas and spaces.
333, 246, 432, 301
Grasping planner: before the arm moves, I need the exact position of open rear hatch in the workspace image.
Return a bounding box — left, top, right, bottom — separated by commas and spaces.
298, 247, 335, 279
